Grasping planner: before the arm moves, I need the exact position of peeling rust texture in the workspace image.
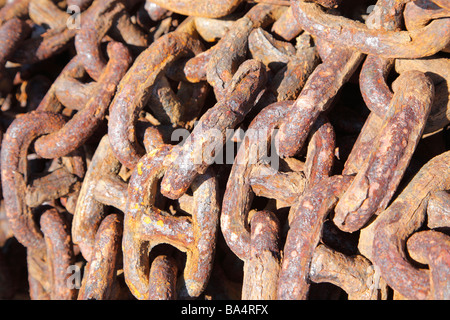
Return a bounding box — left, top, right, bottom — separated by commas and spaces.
0, 18, 30, 91
148, 255, 178, 300
359, 55, 394, 116
9, 0, 147, 65
406, 230, 450, 300
147, 73, 209, 128
184, 48, 214, 83
160, 59, 267, 200
145, 0, 243, 18
1, 0, 450, 302
291, 0, 450, 58
34, 42, 131, 159
92, 174, 128, 213
124, 145, 219, 300
74, 0, 149, 78
310, 244, 388, 300
342, 113, 383, 176
303, 116, 336, 188
277, 175, 354, 300
334, 70, 434, 233
1, 112, 66, 250
74, 0, 125, 82
108, 31, 203, 170
25, 167, 80, 208
79, 213, 123, 300
40, 208, 76, 300
277, 46, 363, 158
221, 100, 337, 299
206, 4, 284, 100
248, 27, 296, 72
72, 135, 122, 261
269, 46, 320, 101
271, 7, 303, 41
249, 165, 306, 207
372, 151, 450, 300
221, 100, 335, 262
206, 16, 254, 100
221, 101, 293, 261
395, 55, 450, 134
242, 210, 281, 300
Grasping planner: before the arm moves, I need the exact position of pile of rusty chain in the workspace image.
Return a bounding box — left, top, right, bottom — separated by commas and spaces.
0, 0, 449, 300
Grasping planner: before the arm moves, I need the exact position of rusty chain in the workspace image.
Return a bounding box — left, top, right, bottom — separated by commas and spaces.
0, 0, 449, 301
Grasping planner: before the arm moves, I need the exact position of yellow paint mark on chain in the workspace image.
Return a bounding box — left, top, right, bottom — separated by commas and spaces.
137, 162, 143, 175
143, 216, 151, 224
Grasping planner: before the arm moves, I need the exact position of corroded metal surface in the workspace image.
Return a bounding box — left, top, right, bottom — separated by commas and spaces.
372, 151, 450, 300
0, 0, 448, 301
108, 31, 203, 169
124, 144, 219, 299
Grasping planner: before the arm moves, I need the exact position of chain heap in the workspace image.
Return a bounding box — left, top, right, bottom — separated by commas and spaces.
0, 0, 449, 300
